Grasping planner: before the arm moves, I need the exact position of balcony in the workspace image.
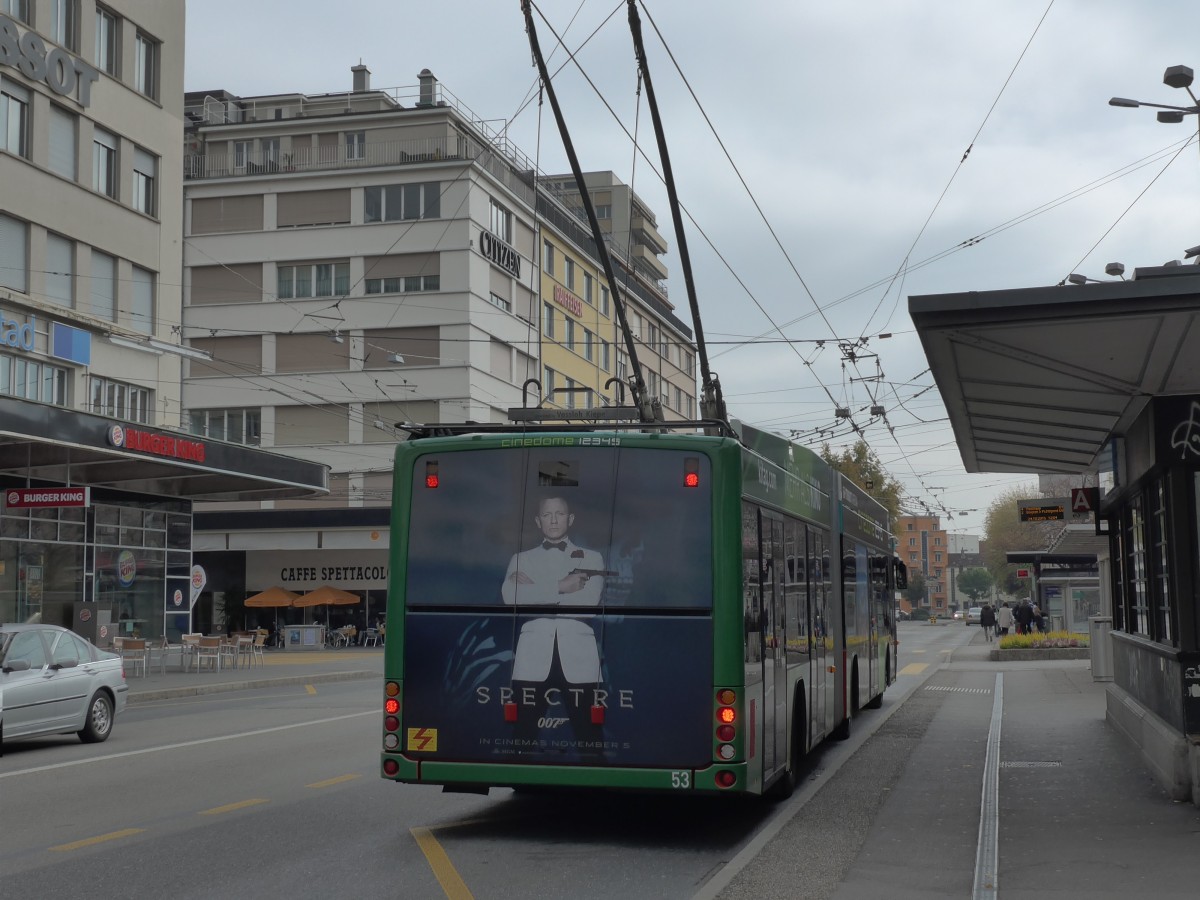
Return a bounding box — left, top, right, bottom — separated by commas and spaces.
632, 214, 668, 254
632, 244, 668, 282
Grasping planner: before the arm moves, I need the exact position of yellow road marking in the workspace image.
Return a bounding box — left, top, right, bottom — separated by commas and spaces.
51, 828, 144, 851
412, 826, 474, 900
307, 773, 362, 789
899, 663, 929, 675
199, 798, 269, 816
305, 684, 317, 694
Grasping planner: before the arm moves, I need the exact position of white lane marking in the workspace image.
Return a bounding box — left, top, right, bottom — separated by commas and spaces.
0, 711, 375, 780
973, 673, 1003, 900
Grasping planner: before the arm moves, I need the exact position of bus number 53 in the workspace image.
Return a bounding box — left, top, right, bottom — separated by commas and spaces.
670, 770, 691, 789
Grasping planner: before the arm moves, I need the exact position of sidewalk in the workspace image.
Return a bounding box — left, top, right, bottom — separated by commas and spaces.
123, 646, 383, 704
714, 626, 1200, 899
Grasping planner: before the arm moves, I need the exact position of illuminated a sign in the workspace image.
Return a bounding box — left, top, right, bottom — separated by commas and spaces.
108, 424, 207, 462
5, 486, 90, 508
1018, 502, 1064, 522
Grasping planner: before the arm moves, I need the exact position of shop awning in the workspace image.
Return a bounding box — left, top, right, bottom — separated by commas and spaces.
0, 396, 328, 501
909, 267, 1200, 474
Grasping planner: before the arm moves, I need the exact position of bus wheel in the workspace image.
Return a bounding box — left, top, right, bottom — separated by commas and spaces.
770, 691, 805, 800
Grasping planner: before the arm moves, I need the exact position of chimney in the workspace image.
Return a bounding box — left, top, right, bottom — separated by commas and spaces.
418, 69, 437, 107
352, 63, 371, 93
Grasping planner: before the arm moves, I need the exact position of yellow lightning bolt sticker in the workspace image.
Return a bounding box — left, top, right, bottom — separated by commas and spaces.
407, 727, 438, 752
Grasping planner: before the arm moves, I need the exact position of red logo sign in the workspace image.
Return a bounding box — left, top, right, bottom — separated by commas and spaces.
1017, 568, 1030, 578
108, 424, 206, 462
553, 285, 584, 318
5, 487, 90, 508
79, 608, 92, 622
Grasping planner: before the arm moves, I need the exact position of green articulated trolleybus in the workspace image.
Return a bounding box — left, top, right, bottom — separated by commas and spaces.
379, 418, 906, 797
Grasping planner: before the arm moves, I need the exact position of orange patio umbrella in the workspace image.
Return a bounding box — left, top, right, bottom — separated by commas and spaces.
294, 586, 361, 607
244, 586, 300, 607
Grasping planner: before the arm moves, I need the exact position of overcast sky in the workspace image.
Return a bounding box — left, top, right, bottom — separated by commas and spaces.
184, 0, 1200, 537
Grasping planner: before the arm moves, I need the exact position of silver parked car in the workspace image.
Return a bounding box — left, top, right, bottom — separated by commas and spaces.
1, 623, 129, 747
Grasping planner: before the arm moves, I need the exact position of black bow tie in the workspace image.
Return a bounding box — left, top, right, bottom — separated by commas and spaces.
543, 541, 567, 551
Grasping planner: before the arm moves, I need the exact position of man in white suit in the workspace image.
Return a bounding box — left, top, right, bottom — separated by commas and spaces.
502, 495, 608, 750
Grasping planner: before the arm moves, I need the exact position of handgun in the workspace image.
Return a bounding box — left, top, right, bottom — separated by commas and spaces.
570, 568, 618, 578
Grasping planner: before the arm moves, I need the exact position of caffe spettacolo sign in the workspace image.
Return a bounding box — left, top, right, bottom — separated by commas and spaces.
247, 550, 390, 591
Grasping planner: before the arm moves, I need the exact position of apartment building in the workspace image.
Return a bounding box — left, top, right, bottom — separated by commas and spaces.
896, 514, 950, 613
181, 67, 698, 611
0, 1, 325, 638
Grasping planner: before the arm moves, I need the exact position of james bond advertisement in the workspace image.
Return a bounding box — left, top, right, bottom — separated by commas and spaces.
403, 445, 714, 765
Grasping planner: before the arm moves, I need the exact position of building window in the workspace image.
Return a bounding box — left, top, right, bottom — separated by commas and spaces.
1125, 495, 1149, 636
1, 1, 29, 23
542, 302, 554, 339
1, 78, 29, 158
189, 408, 261, 446
133, 147, 156, 216
600, 286, 609, 317
346, 131, 365, 160
543, 366, 556, 399
262, 138, 280, 168
934, 552, 942, 563
364, 275, 440, 294
488, 292, 511, 312
583, 328, 594, 362
90, 376, 151, 424
45, 233, 74, 306
95, 7, 118, 77
1151, 479, 1172, 643
564, 317, 576, 351
131, 265, 154, 334
684, 351, 694, 377
0, 213, 27, 293
48, 104, 77, 179
278, 262, 350, 299
909, 537, 916, 546
909, 552, 918, 562
584, 273, 594, 305
564, 258, 575, 291
600, 339, 610, 372
52, 0, 79, 51
90, 250, 116, 320
134, 32, 158, 99
0, 353, 69, 406
542, 240, 554, 276
364, 182, 441, 222
489, 199, 513, 243
596, 204, 611, 219
93, 127, 117, 198
233, 140, 251, 171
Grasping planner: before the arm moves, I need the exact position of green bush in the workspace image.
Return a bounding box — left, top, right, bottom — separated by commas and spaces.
998, 630, 1089, 650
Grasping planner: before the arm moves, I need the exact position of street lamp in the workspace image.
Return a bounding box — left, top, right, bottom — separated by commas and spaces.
1109, 64, 1199, 124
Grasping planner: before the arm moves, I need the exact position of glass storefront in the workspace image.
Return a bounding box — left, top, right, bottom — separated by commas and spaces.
0, 487, 191, 640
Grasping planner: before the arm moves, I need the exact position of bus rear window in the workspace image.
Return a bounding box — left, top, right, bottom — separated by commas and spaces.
405, 447, 712, 610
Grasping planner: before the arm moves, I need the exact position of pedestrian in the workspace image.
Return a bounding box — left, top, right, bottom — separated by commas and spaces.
1033, 604, 1046, 633
1015, 598, 1034, 635
997, 601, 1014, 636
980, 602, 996, 641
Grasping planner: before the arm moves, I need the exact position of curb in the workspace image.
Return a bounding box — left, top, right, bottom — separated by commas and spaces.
126, 669, 378, 704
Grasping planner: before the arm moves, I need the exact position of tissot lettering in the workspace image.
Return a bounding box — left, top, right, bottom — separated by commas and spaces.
0, 15, 99, 107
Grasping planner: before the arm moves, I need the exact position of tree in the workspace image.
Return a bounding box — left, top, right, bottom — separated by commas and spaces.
982, 483, 1061, 593
957, 567, 994, 602
906, 571, 928, 607
821, 440, 904, 522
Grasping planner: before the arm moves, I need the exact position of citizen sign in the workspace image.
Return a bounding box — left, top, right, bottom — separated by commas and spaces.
0, 15, 99, 108
479, 230, 521, 278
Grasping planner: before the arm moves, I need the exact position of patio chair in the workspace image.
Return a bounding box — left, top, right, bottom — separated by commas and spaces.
236, 634, 255, 668
250, 632, 266, 667
195, 636, 222, 672
218, 636, 239, 670
181, 633, 202, 672
120, 638, 148, 678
